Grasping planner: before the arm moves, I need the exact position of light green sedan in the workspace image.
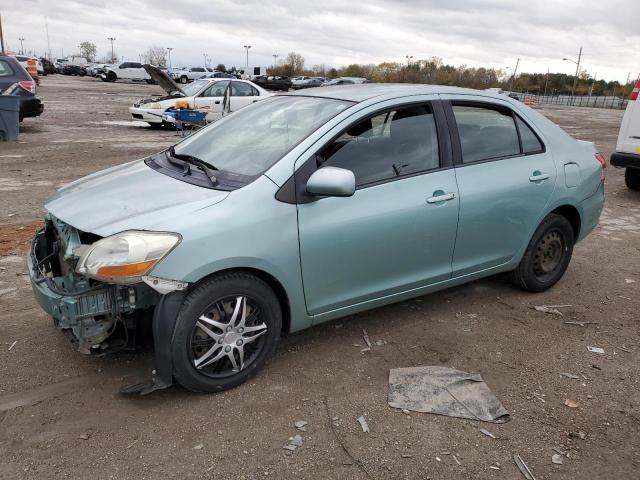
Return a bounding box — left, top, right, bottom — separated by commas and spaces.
28, 84, 605, 394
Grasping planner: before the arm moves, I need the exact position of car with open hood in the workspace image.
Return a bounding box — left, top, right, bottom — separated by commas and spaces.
129, 65, 271, 128
30, 84, 605, 395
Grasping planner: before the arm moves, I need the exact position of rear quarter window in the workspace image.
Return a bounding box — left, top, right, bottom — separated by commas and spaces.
516, 116, 544, 153
0, 60, 14, 76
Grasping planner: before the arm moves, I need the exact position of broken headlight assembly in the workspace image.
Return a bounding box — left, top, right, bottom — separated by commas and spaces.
76, 231, 181, 284
143, 102, 162, 109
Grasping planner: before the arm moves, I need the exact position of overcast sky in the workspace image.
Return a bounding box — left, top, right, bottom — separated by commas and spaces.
2, 0, 639, 82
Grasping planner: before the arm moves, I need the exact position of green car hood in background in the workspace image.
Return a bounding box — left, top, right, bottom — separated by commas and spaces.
45, 159, 229, 236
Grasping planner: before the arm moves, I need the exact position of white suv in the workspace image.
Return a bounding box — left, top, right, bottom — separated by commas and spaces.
611, 79, 640, 190
101, 62, 152, 83
171, 67, 209, 84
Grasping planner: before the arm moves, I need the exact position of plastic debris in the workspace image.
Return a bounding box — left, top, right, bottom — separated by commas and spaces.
552, 453, 563, 465
283, 434, 304, 451
564, 399, 579, 408
533, 304, 571, 316
625, 278, 635, 284
513, 454, 536, 480
564, 321, 597, 327
193, 443, 203, 450
560, 372, 579, 379
8, 340, 17, 351
479, 428, 496, 439
362, 329, 372, 350
357, 415, 370, 433
587, 346, 605, 354
294, 420, 308, 432
79, 432, 91, 440
388, 366, 510, 423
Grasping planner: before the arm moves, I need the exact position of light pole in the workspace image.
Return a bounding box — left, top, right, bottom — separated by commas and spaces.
243, 45, 251, 68
272, 54, 278, 67
107, 37, 116, 63
405, 55, 413, 67
18, 37, 24, 54
563, 46, 582, 104
166, 47, 173, 70
203, 53, 209, 68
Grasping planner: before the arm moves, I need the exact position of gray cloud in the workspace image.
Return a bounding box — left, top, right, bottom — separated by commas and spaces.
2, 0, 639, 82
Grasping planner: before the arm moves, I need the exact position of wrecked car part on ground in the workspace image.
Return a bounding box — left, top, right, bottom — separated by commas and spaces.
29, 85, 605, 395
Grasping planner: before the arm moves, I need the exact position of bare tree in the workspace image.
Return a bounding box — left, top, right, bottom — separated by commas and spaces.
79, 41, 97, 62
215, 63, 226, 72
142, 46, 167, 67
285, 52, 305, 76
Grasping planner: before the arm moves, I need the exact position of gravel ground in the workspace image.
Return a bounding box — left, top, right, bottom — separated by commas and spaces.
0, 76, 638, 479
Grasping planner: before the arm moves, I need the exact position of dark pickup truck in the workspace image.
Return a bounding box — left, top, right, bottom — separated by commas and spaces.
252, 75, 292, 91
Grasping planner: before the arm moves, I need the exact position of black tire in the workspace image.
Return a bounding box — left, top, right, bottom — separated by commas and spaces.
148, 122, 164, 129
172, 272, 282, 393
180, 76, 188, 84
625, 167, 640, 191
107, 71, 117, 82
510, 214, 574, 292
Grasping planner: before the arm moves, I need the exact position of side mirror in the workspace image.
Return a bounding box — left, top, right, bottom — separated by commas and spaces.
306, 167, 355, 197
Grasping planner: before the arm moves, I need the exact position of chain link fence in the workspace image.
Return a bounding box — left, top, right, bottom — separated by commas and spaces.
512, 93, 628, 110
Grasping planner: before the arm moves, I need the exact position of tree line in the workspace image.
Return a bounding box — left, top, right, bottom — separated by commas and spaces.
269, 53, 635, 97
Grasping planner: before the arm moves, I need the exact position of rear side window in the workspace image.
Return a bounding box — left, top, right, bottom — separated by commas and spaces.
320, 104, 440, 187
453, 105, 520, 163
0, 60, 14, 76
230, 81, 255, 96
516, 116, 544, 153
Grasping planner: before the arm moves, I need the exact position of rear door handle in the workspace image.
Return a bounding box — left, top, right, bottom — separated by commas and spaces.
426, 192, 456, 204
529, 172, 550, 182
214, 100, 220, 104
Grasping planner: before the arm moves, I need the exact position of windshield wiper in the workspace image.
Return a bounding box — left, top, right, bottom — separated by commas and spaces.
167, 146, 218, 185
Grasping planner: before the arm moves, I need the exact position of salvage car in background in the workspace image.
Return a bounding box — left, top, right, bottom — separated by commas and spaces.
252, 75, 292, 91
29, 84, 605, 394
129, 65, 271, 127
0, 55, 44, 121
611, 79, 640, 190
170, 66, 209, 83
293, 77, 325, 89
101, 62, 152, 83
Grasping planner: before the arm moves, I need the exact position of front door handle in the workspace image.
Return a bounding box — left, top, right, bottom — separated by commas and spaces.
426, 192, 456, 204
214, 100, 220, 104
529, 172, 550, 182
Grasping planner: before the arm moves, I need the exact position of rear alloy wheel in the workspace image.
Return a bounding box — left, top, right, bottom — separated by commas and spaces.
510, 214, 574, 292
625, 167, 640, 191
172, 273, 281, 392
107, 71, 117, 82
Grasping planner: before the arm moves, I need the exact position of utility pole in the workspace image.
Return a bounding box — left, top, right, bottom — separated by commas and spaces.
589, 72, 597, 97
570, 46, 582, 104
543, 67, 550, 97
18, 37, 24, 54
0, 12, 5, 54
166, 47, 173, 70
508, 57, 520, 92
45, 17, 51, 60
243, 45, 251, 68
107, 37, 116, 63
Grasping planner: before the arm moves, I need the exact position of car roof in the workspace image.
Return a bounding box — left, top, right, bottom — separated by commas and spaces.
285, 83, 504, 103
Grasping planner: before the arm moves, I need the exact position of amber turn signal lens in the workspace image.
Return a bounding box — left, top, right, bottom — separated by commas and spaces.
96, 260, 157, 278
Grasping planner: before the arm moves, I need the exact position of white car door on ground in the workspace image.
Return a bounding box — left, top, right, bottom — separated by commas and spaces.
230, 81, 260, 112
193, 81, 230, 121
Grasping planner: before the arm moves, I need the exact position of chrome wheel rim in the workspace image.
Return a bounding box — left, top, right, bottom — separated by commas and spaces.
533, 230, 564, 277
190, 295, 267, 378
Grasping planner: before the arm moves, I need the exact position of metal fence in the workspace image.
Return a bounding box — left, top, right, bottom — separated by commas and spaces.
514, 93, 628, 110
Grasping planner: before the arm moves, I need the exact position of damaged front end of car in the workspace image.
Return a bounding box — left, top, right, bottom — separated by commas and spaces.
28, 215, 183, 356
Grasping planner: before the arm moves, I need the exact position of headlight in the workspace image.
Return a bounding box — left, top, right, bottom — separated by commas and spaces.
76, 231, 181, 284
143, 102, 162, 109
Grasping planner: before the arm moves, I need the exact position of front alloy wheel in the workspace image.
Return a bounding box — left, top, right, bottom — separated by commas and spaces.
172, 273, 281, 392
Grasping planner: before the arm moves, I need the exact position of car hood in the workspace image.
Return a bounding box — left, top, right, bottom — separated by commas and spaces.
46, 159, 229, 237
143, 64, 183, 95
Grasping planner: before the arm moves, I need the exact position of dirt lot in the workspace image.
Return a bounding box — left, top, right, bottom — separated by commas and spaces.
0, 76, 638, 479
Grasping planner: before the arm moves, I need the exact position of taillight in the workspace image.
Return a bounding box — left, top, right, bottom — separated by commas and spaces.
595, 152, 607, 181
630, 80, 640, 101
18, 80, 35, 94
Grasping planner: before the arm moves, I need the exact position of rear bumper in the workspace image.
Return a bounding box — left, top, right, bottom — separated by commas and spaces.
21, 97, 44, 118
611, 152, 640, 168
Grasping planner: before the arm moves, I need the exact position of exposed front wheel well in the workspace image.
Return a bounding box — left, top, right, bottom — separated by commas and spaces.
190, 267, 291, 336
550, 205, 581, 240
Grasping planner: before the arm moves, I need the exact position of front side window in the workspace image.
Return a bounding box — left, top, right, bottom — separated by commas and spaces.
230, 81, 254, 96
319, 104, 440, 187
453, 105, 520, 163
172, 96, 354, 179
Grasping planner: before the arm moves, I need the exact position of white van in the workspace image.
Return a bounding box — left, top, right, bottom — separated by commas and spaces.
611, 79, 640, 190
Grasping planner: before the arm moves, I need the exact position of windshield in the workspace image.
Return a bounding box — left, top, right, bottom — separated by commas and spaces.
174, 96, 354, 178
181, 79, 209, 96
